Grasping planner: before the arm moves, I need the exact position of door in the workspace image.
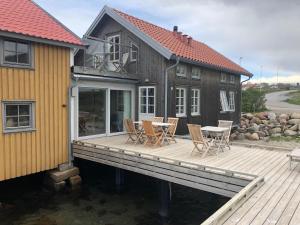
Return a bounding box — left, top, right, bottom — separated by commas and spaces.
138, 86, 155, 121
78, 87, 107, 137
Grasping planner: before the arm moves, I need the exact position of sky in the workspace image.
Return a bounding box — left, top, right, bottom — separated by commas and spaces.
35, 0, 300, 84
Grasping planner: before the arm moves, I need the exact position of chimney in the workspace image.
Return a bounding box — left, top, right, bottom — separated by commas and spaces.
182, 34, 188, 43
173, 25, 178, 32
187, 36, 192, 45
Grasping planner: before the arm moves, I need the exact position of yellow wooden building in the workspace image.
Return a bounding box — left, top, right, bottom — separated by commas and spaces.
0, 0, 83, 181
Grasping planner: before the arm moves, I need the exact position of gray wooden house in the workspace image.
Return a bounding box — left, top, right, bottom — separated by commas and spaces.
71, 6, 252, 138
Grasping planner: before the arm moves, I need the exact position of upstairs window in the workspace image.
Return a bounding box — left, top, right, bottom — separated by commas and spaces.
176, 88, 186, 117
220, 72, 227, 83
3, 101, 35, 133
107, 35, 120, 62
191, 67, 201, 79
130, 42, 138, 62
3, 40, 30, 65
229, 75, 235, 84
191, 89, 200, 115
176, 64, 187, 77
229, 91, 235, 111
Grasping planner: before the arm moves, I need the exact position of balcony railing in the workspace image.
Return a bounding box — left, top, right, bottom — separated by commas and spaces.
74, 36, 138, 75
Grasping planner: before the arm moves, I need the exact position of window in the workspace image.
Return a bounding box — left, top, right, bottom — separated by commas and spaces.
176, 64, 187, 77
191, 67, 201, 79
191, 89, 200, 115
229, 91, 235, 111
229, 75, 235, 84
3, 101, 34, 133
220, 90, 230, 112
3, 40, 30, 65
139, 87, 155, 114
176, 88, 186, 117
221, 73, 227, 83
130, 42, 138, 62
107, 35, 120, 62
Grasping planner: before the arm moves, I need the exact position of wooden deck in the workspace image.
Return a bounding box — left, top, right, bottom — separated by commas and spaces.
73, 135, 300, 225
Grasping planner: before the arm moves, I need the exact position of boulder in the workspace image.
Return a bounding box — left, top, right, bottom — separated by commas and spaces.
251, 117, 262, 124
256, 112, 267, 120
279, 113, 289, 120
267, 112, 277, 121
284, 130, 297, 136
245, 113, 254, 119
289, 124, 299, 131
230, 133, 237, 141
247, 123, 259, 133
279, 119, 287, 125
245, 132, 252, 140
288, 119, 300, 125
250, 133, 260, 140
236, 133, 245, 140
291, 113, 300, 119
271, 133, 282, 137
262, 120, 269, 125
270, 127, 281, 134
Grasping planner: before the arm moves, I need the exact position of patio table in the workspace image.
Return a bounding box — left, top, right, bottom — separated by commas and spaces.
201, 126, 229, 154
134, 121, 173, 144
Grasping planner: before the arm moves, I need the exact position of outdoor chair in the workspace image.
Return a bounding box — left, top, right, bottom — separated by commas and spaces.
152, 117, 164, 123
166, 117, 179, 143
142, 120, 163, 147
113, 52, 129, 73
218, 120, 233, 150
123, 118, 143, 144
187, 124, 212, 158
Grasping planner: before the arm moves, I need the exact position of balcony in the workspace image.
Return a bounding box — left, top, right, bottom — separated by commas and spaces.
74, 36, 139, 77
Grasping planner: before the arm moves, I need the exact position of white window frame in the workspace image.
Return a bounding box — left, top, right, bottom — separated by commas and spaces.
221, 72, 227, 83
176, 64, 187, 77
229, 91, 235, 112
130, 41, 138, 62
191, 67, 201, 79
139, 86, 156, 115
106, 34, 120, 62
176, 87, 187, 117
229, 75, 235, 84
2, 101, 35, 133
220, 90, 230, 112
191, 89, 200, 116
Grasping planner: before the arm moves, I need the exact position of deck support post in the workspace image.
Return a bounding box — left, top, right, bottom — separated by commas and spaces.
159, 180, 171, 222
115, 168, 124, 193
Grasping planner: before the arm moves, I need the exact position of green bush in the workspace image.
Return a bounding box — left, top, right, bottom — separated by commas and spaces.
242, 88, 267, 112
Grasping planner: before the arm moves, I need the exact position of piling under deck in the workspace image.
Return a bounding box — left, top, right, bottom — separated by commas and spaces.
72, 135, 300, 225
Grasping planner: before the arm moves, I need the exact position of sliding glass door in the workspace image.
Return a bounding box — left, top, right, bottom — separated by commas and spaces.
110, 90, 132, 133
78, 87, 106, 137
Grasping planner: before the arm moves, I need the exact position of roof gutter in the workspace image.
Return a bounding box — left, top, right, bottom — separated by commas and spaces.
164, 56, 180, 121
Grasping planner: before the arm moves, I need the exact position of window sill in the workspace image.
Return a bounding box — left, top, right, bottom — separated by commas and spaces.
3, 128, 36, 134
191, 113, 201, 117
0, 63, 34, 70
176, 75, 187, 78
176, 114, 186, 118
191, 77, 201, 80
220, 110, 235, 114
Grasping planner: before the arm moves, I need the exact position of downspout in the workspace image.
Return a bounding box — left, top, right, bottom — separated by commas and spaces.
164, 56, 180, 122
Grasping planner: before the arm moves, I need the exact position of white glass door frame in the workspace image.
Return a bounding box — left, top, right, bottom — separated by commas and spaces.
138, 86, 156, 121
74, 81, 135, 140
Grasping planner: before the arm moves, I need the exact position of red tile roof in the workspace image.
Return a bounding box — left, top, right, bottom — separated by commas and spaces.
0, 0, 83, 46
114, 9, 252, 76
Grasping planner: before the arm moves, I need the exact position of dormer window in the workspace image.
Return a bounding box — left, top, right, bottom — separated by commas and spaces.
191, 67, 201, 79
229, 75, 235, 84
176, 64, 187, 77
220, 72, 227, 83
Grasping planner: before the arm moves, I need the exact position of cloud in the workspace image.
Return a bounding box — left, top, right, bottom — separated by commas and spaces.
34, 0, 300, 81
251, 74, 300, 84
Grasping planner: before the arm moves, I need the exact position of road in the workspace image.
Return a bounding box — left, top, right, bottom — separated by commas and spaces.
265, 90, 300, 113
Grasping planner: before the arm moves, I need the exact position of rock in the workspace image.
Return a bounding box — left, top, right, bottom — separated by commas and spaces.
289, 124, 299, 131
251, 117, 262, 124
291, 113, 300, 119
245, 132, 252, 140
284, 130, 297, 136
262, 120, 269, 125
270, 127, 281, 134
257, 131, 266, 138
271, 133, 282, 137
279, 113, 289, 120
47, 167, 80, 183
250, 133, 260, 140
245, 113, 254, 119
279, 119, 287, 125
247, 123, 259, 133
68, 175, 82, 188
256, 112, 267, 120
230, 133, 237, 141
236, 133, 245, 140
288, 119, 300, 125
268, 112, 277, 121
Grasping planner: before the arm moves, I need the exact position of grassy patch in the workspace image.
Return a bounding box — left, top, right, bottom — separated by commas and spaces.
285, 90, 300, 105
270, 135, 300, 143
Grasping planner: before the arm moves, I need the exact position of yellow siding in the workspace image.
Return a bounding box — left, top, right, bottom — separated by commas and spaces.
0, 43, 70, 181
